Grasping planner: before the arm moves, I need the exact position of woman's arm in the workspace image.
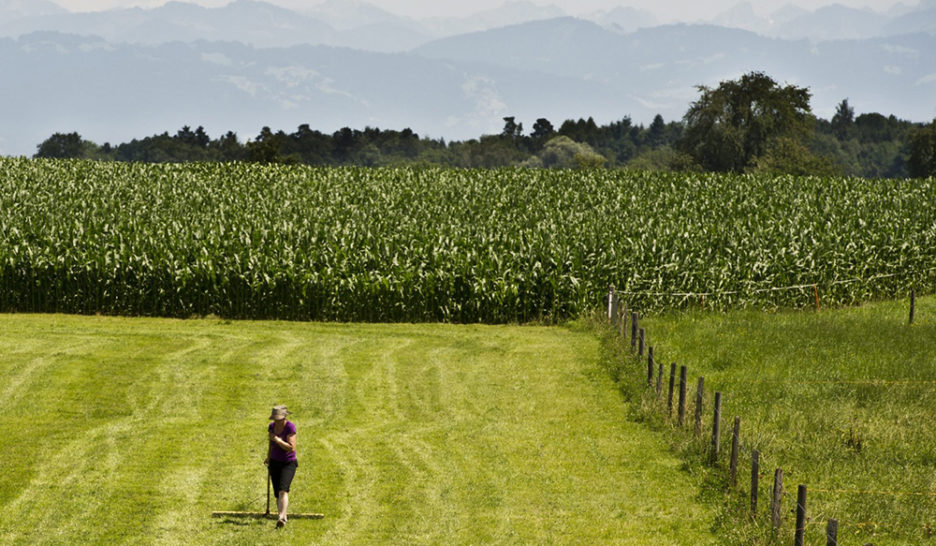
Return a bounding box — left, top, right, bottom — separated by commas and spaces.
271, 433, 296, 453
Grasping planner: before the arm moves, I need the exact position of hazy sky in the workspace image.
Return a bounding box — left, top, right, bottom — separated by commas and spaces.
49, 0, 919, 21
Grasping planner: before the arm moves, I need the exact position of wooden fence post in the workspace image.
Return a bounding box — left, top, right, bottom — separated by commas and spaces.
638, 328, 645, 358
770, 468, 783, 530
710, 392, 722, 464
751, 450, 759, 515
647, 345, 654, 387
730, 417, 740, 487
620, 302, 627, 338
630, 312, 639, 352
656, 362, 663, 397
910, 290, 916, 325
826, 519, 838, 546
694, 376, 705, 436
607, 285, 615, 322
678, 366, 687, 426
668, 363, 676, 416
794, 485, 807, 546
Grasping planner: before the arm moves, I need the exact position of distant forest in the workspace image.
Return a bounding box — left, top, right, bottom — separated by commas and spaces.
34, 73, 936, 179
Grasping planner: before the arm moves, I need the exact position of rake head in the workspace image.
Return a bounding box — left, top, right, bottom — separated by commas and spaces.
211, 511, 324, 519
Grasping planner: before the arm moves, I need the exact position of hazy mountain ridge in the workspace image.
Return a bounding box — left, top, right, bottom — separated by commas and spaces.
1, 0, 339, 48
2, 0, 935, 50
0, 0, 63, 26
412, 18, 936, 121
2, 1, 935, 156
0, 0, 571, 51
0, 31, 625, 155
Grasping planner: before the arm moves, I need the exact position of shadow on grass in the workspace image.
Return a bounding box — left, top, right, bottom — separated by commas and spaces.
211, 514, 276, 527
213, 518, 258, 527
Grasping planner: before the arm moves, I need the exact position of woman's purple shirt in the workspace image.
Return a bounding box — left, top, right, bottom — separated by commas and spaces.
268, 420, 297, 462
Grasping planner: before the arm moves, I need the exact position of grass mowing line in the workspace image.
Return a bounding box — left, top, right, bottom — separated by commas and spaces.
0, 314, 716, 544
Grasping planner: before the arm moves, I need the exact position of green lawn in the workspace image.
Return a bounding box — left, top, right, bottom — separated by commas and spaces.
628, 295, 936, 545
0, 314, 714, 544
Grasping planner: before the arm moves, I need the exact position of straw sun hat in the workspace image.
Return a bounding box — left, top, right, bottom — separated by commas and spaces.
268, 405, 292, 420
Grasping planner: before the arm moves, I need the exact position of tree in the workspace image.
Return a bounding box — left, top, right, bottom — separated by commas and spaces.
753, 136, 840, 176
523, 136, 605, 169
174, 125, 210, 149
558, 117, 600, 146
35, 132, 94, 159
831, 98, 854, 140
531, 118, 555, 140
908, 119, 936, 177
645, 114, 667, 148
627, 147, 700, 172
214, 131, 246, 162
678, 71, 813, 172
501, 116, 523, 139
247, 127, 300, 164
291, 124, 332, 165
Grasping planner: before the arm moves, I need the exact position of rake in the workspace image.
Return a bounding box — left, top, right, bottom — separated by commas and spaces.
211, 472, 324, 520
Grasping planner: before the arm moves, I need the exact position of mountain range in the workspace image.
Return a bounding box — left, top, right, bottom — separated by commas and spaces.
4, 0, 936, 50
0, 0, 934, 156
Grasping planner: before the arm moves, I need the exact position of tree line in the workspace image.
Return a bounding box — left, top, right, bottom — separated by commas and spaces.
34, 72, 936, 178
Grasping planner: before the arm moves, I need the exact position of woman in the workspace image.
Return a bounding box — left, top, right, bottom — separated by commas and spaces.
264, 405, 297, 527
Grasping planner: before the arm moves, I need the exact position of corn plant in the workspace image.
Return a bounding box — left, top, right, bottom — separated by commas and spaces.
1, 158, 934, 322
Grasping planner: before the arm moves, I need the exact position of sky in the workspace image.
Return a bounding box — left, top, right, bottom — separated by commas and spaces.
49, 0, 919, 21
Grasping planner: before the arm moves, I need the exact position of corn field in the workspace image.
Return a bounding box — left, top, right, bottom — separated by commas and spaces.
1, 158, 934, 322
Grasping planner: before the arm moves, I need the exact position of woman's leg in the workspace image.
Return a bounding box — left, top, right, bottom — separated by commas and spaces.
278, 491, 289, 521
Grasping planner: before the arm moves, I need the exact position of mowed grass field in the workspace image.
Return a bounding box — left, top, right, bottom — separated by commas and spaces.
631, 295, 936, 544
0, 314, 715, 544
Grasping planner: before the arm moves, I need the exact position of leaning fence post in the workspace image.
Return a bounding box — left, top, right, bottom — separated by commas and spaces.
647, 346, 654, 387
678, 366, 687, 426
710, 392, 722, 464
729, 417, 740, 487
826, 519, 838, 546
751, 450, 759, 515
694, 376, 705, 436
770, 468, 783, 530
656, 362, 663, 397
638, 328, 645, 358
667, 363, 676, 416
794, 485, 807, 546
630, 312, 639, 352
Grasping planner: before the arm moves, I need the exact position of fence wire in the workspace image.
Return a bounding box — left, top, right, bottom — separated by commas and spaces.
611, 266, 936, 298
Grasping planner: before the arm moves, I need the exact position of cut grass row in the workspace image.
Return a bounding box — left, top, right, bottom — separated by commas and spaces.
604, 294, 936, 544
0, 314, 715, 544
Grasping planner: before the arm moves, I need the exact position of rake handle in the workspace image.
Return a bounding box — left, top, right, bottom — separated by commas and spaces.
266, 468, 271, 516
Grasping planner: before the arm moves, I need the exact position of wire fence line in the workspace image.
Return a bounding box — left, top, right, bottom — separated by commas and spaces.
726, 379, 936, 386
603, 287, 931, 545
811, 488, 936, 498
611, 265, 936, 299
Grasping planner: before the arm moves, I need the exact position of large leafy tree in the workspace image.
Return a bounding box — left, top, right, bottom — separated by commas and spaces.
678, 71, 813, 172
